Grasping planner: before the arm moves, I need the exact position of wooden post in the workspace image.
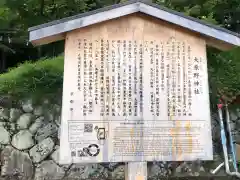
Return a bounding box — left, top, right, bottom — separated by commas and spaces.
126, 162, 147, 180
125, 122, 147, 180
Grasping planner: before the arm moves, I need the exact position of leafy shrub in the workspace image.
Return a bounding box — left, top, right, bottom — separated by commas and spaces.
0, 56, 64, 104
208, 47, 240, 109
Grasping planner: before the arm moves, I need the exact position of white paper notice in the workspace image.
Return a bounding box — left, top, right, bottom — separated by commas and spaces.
59, 38, 213, 164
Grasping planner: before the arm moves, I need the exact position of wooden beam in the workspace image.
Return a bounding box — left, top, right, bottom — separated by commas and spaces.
31, 33, 65, 46
206, 37, 235, 51
126, 162, 147, 180
138, 3, 240, 47
29, 3, 139, 44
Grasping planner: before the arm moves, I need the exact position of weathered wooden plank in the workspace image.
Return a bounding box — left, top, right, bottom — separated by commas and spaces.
59, 12, 213, 164
29, 3, 140, 43
138, 3, 240, 47
31, 33, 65, 46
126, 162, 147, 180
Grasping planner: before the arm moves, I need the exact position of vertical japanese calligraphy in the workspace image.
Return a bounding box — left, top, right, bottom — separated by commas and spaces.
111, 40, 116, 116
123, 40, 127, 117
166, 41, 171, 117
177, 42, 181, 116
60, 15, 212, 165
76, 38, 208, 128
150, 41, 155, 116
83, 39, 88, 116
170, 38, 176, 116
139, 42, 143, 114
94, 40, 100, 105
62, 33, 211, 163
105, 40, 110, 116
88, 42, 93, 114
100, 39, 105, 117
187, 45, 192, 116
134, 41, 138, 117
128, 41, 133, 117
117, 40, 121, 116
77, 39, 82, 92
155, 43, 160, 116
182, 42, 187, 116
193, 57, 203, 95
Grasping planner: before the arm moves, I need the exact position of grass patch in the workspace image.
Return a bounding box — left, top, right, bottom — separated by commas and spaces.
0, 56, 64, 104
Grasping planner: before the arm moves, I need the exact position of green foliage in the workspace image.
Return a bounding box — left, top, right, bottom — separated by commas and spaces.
162, 0, 240, 31
4, 0, 109, 32
208, 47, 240, 107
0, 56, 64, 103
0, 0, 239, 108
0, 1, 17, 29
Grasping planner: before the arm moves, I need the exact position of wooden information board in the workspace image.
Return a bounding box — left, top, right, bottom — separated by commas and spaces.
59, 14, 213, 164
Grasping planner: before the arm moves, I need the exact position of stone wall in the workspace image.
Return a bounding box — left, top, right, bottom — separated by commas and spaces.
0, 98, 240, 180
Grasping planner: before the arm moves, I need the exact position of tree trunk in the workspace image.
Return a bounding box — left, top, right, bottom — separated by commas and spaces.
51, 0, 56, 17
0, 50, 6, 73
40, 0, 45, 16
37, 46, 42, 59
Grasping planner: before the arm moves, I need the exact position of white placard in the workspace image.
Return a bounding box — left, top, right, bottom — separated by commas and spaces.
59, 38, 213, 164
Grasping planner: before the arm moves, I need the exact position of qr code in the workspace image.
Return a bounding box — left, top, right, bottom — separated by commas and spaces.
84, 123, 93, 132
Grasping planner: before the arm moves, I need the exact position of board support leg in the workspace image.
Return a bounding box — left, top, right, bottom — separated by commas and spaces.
125, 162, 148, 180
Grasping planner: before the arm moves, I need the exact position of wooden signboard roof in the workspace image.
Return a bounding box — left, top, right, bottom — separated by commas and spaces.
28, 0, 240, 50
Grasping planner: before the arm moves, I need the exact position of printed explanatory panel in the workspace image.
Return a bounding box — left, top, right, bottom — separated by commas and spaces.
60, 14, 213, 164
